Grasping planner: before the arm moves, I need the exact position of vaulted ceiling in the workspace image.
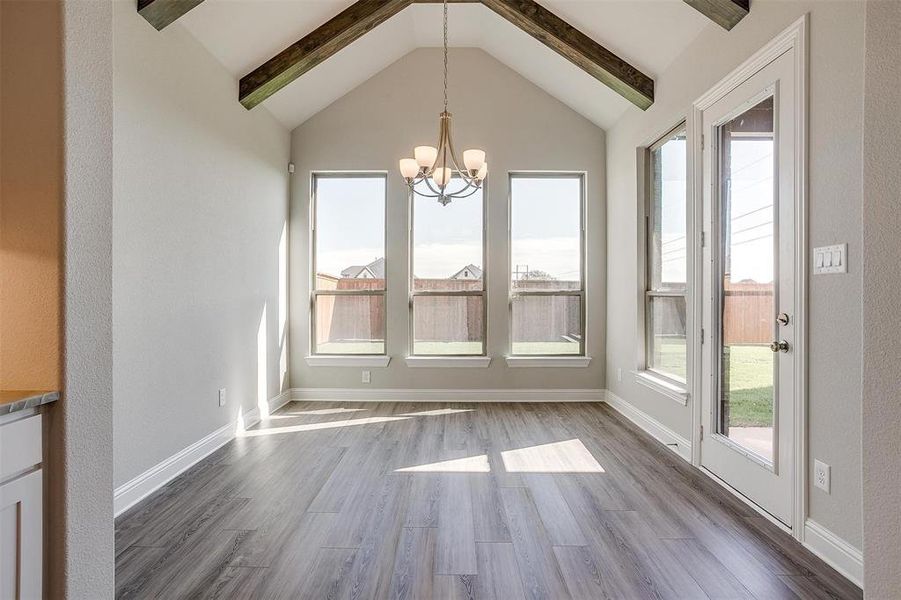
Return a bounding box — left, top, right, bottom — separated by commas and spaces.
163, 1, 726, 130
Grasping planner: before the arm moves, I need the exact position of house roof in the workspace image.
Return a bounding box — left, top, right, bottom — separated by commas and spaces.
341, 257, 385, 279
178, 1, 709, 130
450, 264, 483, 280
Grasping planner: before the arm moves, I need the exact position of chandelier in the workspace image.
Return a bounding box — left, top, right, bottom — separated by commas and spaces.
398, 0, 487, 206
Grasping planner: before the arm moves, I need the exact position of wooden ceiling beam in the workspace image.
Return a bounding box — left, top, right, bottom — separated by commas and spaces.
240, 0, 654, 111
682, 0, 749, 30
477, 0, 653, 109
239, 0, 413, 110
137, 0, 205, 31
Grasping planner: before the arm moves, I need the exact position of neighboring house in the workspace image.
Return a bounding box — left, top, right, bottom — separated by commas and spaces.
450, 264, 482, 280
341, 257, 385, 279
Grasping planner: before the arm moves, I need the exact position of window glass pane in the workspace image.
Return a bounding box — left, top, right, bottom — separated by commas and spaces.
649, 131, 687, 290
717, 96, 776, 463
511, 176, 581, 291
412, 179, 483, 292
315, 176, 385, 291
413, 295, 483, 355
647, 295, 687, 382
314, 294, 385, 354
512, 295, 581, 355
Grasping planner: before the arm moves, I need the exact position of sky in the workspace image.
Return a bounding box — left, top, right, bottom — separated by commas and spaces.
314, 175, 584, 283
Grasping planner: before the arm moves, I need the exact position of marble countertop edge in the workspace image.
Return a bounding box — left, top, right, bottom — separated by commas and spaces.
0, 390, 60, 416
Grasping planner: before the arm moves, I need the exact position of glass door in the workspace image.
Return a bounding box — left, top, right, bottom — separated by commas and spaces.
700, 48, 796, 526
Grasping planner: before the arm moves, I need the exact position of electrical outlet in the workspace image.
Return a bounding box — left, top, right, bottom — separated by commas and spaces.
362, 370, 371, 384
218, 388, 227, 407
814, 459, 831, 493
617, 368, 623, 382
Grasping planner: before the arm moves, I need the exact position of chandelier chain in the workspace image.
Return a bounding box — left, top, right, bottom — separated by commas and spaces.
443, 0, 448, 112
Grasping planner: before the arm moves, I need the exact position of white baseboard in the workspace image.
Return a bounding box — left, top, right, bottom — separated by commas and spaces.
803, 519, 863, 588
290, 387, 605, 402
603, 390, 692, 462
113, 390, 291, 517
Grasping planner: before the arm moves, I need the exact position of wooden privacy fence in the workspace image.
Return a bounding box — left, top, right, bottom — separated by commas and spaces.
315, 276, 583, 344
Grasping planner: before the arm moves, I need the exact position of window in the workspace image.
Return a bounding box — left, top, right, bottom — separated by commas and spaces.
311, 174, 386, 355
643, 125, 687, 383
509, 174, 585, 356
410, 179, 486, 355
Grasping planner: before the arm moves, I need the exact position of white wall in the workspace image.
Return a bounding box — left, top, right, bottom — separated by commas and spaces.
289, 48, 606, 391
605, 1, 864, 549
51, 1, 115, 596
112, 2, 290, 487
861, 1, 901, 596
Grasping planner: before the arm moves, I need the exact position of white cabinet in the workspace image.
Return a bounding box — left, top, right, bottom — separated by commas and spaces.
0, 414, 44, 600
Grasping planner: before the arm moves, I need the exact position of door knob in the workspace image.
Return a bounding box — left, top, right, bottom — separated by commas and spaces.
769, 340, 790, 353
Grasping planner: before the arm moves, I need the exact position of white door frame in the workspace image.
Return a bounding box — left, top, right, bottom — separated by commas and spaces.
688, 14, 808, 540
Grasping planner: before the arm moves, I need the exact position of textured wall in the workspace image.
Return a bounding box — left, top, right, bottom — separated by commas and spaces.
112, 3, 290, 487
290, 48, 606, 391
49, 1, 115, 596
605, 1, 865, 548
861, 1, 901, 596
0, 0, 63, 390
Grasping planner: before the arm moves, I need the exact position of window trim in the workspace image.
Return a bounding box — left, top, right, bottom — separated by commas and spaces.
507, 172, 587, 358
408, 177, 489, 357
637, 122, 688, 388
310, 171, 388, 357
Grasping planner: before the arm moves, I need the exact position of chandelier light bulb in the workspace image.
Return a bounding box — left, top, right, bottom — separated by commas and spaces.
432, 167, 452, 187
476, 162, 488, 180
399, 158, 419, 179
463, 149, 486, 172
414, 146, 438, 169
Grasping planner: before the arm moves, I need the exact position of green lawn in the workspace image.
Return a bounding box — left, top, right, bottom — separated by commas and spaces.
723, 345, 774, 427
655, 340, 773, 427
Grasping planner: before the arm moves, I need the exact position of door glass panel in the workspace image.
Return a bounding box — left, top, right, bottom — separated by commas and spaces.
716, 96, 776, 463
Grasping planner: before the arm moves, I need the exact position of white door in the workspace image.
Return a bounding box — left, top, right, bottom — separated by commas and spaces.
700, 48, 797, 526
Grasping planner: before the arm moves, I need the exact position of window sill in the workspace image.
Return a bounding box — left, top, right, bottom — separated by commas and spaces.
405, 356, 492, 368
505, 356, 592, 368
632, 370, 689, 406
305, 355, 391, 368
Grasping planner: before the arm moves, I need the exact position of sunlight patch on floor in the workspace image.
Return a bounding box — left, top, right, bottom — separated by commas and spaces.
395, 454, 490, 473
288, 407, 370, 416
238, 415, 409, 437
501, 439, 604, 473
398, 408, 475, 417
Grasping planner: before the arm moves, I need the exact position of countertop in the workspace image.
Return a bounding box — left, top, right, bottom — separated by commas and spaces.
0, 390, 59, 416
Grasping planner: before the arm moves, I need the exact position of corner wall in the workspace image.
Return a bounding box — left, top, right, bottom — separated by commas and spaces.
861, 1, 901, 596
289, 48, 606, 392
605, 2, 864, 549
112, 3, 291, 488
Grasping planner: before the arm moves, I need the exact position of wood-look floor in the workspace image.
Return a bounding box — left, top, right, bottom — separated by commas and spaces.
115, 402, 862, 599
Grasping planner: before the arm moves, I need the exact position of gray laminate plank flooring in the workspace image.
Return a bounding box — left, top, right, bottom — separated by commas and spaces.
115, 402, 861, 599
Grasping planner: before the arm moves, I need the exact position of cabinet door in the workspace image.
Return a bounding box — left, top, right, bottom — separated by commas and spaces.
0, 469, 42, 600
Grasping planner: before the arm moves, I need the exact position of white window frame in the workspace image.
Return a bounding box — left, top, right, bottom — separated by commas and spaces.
508, 172, 587, 358
309, 172, 388, 358
637, 123, 690, 397
408, 178, 488, 358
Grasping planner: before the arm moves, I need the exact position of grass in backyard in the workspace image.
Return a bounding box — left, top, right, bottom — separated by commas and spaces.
655, 340, 773, 427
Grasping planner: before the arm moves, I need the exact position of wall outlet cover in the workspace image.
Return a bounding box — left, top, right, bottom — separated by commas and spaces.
362, 370, 371, 384
218, 388, 227, 407
814, 459, 831, 493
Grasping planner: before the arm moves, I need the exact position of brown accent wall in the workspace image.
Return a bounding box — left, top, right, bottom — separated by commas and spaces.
0, 0, 64, 391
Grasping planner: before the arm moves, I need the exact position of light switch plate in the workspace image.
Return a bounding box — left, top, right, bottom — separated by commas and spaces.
813, 244, 847, 274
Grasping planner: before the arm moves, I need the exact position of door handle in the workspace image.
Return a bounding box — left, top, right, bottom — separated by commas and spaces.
769, 340, 790, 353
